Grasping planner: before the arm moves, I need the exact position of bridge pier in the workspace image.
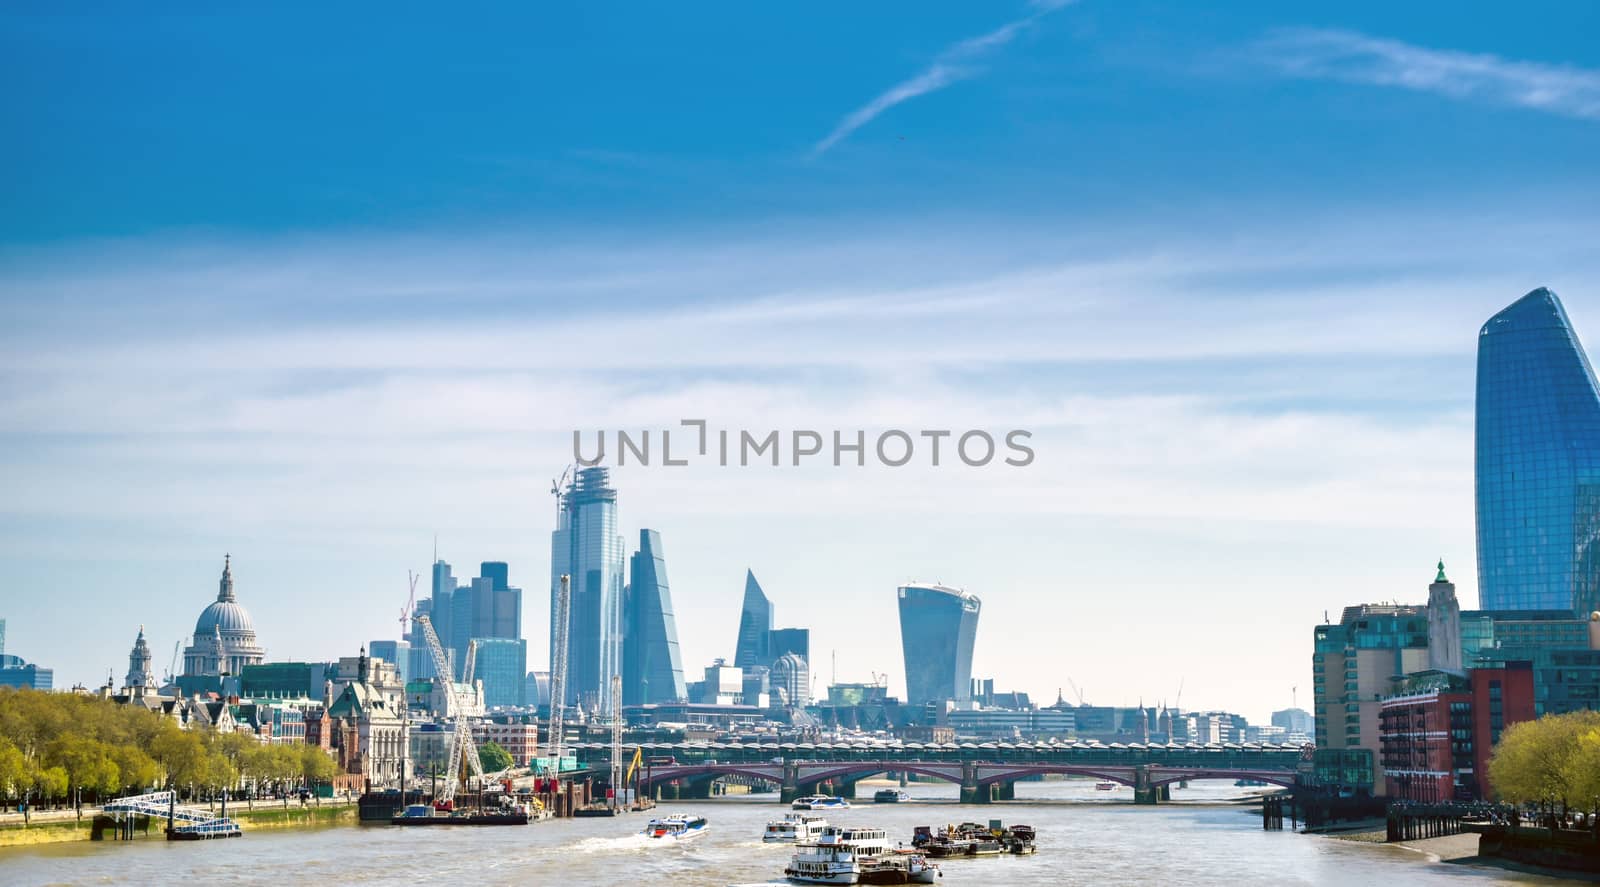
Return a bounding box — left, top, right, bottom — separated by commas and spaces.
994, 781, 1015, 801
780, 762, 802, 805
959, 762, 992, 804
837, 778, 860, 800
1133, 766, 1161, 805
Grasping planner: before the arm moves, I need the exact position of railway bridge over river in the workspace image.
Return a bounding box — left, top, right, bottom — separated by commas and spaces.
572, 739, 1309, 805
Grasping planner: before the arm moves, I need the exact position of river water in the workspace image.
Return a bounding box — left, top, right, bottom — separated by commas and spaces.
0, 780, 1572, 886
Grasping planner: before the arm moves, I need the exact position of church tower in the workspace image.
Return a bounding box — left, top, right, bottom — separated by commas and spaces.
125, 626, 154, 696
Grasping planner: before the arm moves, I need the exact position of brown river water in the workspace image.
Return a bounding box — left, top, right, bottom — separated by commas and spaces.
0, 780, 1574, 886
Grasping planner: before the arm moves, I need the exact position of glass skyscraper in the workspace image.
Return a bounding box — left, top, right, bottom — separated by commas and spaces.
551, 466, 625, 710
1476, 287, 1600, 615
734, 569, 773, 669
473, 637, 527, 709
897, 583, 980, 707
622, 529, 687, 705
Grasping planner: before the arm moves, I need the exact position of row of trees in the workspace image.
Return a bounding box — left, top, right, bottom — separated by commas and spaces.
0, 688, 337, 807
1487, 710, 1600, 808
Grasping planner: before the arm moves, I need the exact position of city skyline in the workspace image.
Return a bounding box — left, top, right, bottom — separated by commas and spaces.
5, 2, 1600, 725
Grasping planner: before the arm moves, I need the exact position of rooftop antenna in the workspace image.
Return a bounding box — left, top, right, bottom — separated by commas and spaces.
831, 650, 836, 686
1291, 685, 1297, 709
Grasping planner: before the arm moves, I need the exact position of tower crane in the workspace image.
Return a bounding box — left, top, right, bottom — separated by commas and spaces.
547, 574, 572, 776
463, 639, 479, 686
399, 570, 418, 641
414, 614, 486, 805
1067, 678, 1086, 706
610, 673, 623, 811
163, 640, 181, 685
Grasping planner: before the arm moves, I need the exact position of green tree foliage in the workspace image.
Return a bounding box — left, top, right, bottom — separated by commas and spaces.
1487, 710, 1600, 805
478, 741, 515, 774
0, 686, 341, 804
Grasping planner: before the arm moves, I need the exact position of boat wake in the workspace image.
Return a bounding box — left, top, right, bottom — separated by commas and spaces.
571, 834, 657, 854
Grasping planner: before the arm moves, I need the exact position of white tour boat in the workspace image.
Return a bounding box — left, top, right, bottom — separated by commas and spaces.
785, 826, 937, 884
791, 794, 852, 811
764, 812, 830, 843
640, 813, 709, 841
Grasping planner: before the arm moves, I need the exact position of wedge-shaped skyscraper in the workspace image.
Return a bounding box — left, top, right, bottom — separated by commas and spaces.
623, 529, 687, 705
1476, 287, 1600, 615
897, 583, 980, 707
734, 569, 773, 669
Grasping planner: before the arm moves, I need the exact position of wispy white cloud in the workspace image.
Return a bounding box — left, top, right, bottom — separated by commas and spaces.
1259, 27, 1600, 121
812, 2, 1075, 156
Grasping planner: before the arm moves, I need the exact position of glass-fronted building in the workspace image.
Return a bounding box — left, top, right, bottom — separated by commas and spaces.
368, 640, 411, 685
622, 529, 687, 705
0, 654, 52, 690
474, 637, 528, 709
768, 627, 810, 662
551, 466, 625, 710
734, 570, 773, 669
897, 583, 980, 707
1476, 287, 1600, 615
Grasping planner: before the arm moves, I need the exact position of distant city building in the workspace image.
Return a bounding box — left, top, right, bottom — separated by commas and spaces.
473, 637, 527, 709
734, 570, 773, 669
948, 708, 1075, 740
240, 661, 326, 699
551, 466, 625, 711
0, 654, 52, 690
369, 640, 411, 685
768, 627, 810, 662
424, 559, 522, 681
525, 670, 550, 709
124, 626, 154, 695
179, 556, 265, 695
1476, 287, 1600, 615
622, 529, 687, 705
769, 653, 810, 707
0, 617, 6, 655
897, 583, 980, 707
1270, 707, 1313, 736
697, 660, 744, 705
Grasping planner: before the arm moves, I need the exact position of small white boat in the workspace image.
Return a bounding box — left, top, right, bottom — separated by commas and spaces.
792, 794, 851, 811
764, 812, 829, 843
640, 814, 709, 841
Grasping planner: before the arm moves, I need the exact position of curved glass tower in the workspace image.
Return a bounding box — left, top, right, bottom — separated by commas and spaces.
897, 583, 981, 707
1476, 287, 1600, 615
551, 466, 625, 710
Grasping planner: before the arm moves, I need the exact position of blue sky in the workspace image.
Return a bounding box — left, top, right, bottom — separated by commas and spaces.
3, 2, 1599, 720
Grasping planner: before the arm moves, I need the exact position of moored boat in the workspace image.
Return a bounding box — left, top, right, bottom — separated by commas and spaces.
872, 789, 909, 804
912, 820, 1033, 859
792, 794, 851, 811
640, 813, 709, 841
765, 812, 830, 843
1095, 781, 1117, 791
390, 803, 533, 826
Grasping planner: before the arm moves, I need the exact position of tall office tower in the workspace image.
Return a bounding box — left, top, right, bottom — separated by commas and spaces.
1477, 287, 1600, 615
551, 466, 625, 710
369, 640, 412, 685
622, 529, 687, 705
768, 627, 810, 662
479, 561, 522, 640
734, 570, 773, 669
896, 583, 981, 707
430, 559, 457, 668
473, 638, 527, 709
450, 579, 478, 676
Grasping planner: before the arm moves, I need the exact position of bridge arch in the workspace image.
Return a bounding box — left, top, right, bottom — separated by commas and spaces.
1146, 770, 1297, 789
972, 766, 1140, 787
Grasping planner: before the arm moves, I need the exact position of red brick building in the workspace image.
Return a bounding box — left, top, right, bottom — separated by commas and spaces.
1378, 663, 1536, 801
